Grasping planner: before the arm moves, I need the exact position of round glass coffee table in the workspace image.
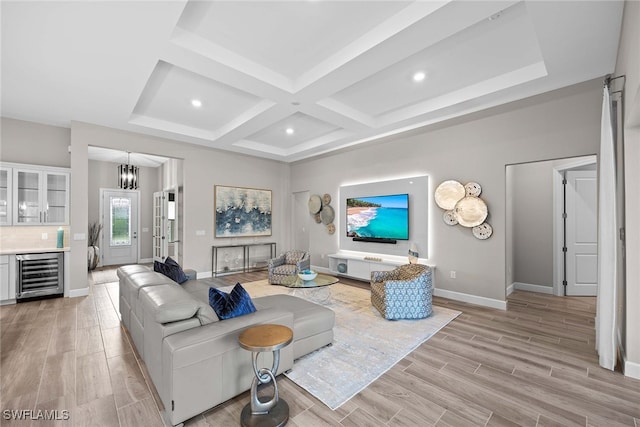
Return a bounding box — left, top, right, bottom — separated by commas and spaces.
272, 273, 339, 304
238, 324, 293, 427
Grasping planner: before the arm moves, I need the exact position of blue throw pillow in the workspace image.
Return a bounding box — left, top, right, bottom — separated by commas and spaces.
154, 256, 188, 284
208, 283, 256, 320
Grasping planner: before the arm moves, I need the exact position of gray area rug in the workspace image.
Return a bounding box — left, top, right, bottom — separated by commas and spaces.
234, 280, 461, 410
89, 268, 119, 285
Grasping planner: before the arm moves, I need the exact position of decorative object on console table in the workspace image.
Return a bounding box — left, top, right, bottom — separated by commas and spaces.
434, 180, 492, 240
87, 221, 102, 271
214, 185, 272, 237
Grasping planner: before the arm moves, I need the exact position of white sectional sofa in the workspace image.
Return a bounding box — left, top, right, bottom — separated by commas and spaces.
116, 265, 335, 426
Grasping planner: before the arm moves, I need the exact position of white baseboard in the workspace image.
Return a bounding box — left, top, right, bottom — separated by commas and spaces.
433, 288, 507, 310
312, 265, 331, 275
506, 284, 515, 296
512, 282, 554, 294
197, 271, 213, 279
69, 287, 90, 298
624, 359, 640, 380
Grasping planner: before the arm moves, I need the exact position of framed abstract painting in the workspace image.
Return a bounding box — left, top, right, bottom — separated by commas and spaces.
214, 185, 272, 237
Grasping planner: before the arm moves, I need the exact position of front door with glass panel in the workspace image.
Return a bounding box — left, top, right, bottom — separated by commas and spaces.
102, 190, 139, 266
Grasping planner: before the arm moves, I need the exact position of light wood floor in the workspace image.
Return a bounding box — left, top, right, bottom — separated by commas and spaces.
1, 268, 639, 427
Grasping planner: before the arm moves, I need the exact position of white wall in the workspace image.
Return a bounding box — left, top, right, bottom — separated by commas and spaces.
291, 80, 602, 303
615, 0, 640, 379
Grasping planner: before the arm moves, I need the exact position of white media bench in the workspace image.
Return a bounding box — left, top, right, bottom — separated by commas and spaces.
328, 251, 435, 282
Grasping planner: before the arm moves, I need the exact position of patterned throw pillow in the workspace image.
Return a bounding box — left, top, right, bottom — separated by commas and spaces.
153, 256, 188, 284
208, 283, 256, 320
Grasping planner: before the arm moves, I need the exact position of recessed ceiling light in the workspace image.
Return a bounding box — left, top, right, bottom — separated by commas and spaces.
286, 128, 294, 135
191, 99, 202, 108
413, 71, 426, 82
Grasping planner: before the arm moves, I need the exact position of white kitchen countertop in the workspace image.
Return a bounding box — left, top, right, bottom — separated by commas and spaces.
0, 247, 71, 255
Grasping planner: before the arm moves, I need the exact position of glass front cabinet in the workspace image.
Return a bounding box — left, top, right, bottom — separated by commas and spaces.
0, 167, 12, 225
12, 167, 69, 225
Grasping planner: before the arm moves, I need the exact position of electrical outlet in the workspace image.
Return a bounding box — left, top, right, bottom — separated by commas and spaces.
450, 270, 456, 279
41, 233, 48, 240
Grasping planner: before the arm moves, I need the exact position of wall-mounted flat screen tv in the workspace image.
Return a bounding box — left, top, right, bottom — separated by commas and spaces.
346, 193, 409, 241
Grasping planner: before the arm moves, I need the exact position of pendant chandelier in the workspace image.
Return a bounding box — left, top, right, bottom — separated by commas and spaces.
118, 152, 139, 190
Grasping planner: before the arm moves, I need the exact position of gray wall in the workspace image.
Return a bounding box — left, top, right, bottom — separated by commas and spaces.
508, 157, 596, 290
510, 160, 555, 288
69, 121, 290, 295
1, 118, 70, 166
290, 80, 602, 303
88, 159, 160, 261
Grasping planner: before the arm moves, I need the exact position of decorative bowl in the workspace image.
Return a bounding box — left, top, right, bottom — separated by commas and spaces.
298, 270, 318, 281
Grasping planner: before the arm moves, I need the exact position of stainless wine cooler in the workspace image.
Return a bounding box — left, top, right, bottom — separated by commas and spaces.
16, 252, 64, 300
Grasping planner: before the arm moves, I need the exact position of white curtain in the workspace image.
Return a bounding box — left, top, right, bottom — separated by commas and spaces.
595, 84, 618, 370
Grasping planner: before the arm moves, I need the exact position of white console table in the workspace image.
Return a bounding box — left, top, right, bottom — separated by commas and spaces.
328, 252, 431, 282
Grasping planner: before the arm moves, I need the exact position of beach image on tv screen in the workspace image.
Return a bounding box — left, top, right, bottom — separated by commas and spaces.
346, 194, 409, 240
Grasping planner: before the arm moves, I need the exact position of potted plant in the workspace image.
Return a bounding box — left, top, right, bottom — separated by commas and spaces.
88, 222, 103, 271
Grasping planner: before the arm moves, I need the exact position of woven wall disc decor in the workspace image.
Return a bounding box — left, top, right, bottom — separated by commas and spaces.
443, 210, 458, 225
320, 205, 335, 225
308, 195, 322, 214
435, 179, 491, 239
454, 196, 488, 227
434, 180, 466, 210
464, 182, 482, 197
472, 223, 493, 240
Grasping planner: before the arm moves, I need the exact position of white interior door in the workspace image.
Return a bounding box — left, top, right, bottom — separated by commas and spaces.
293, 191, 310, 252
565, 170, 598, 296
102, 189, 139, 266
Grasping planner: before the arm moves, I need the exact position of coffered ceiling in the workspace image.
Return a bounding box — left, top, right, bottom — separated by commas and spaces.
1, 1, 624, 163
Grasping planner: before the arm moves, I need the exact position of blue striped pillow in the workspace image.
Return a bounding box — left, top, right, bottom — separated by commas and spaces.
208, 283, 256, 320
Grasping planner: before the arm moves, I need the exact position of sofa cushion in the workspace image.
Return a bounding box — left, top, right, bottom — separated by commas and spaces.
141, 284, 217, 324
209, 284, 256, 320
117, 264, 151, 280
154, 256, 188, 284
254, 294, 335, 340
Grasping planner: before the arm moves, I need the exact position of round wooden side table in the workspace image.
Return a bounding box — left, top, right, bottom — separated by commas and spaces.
239, 324, 293, 427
